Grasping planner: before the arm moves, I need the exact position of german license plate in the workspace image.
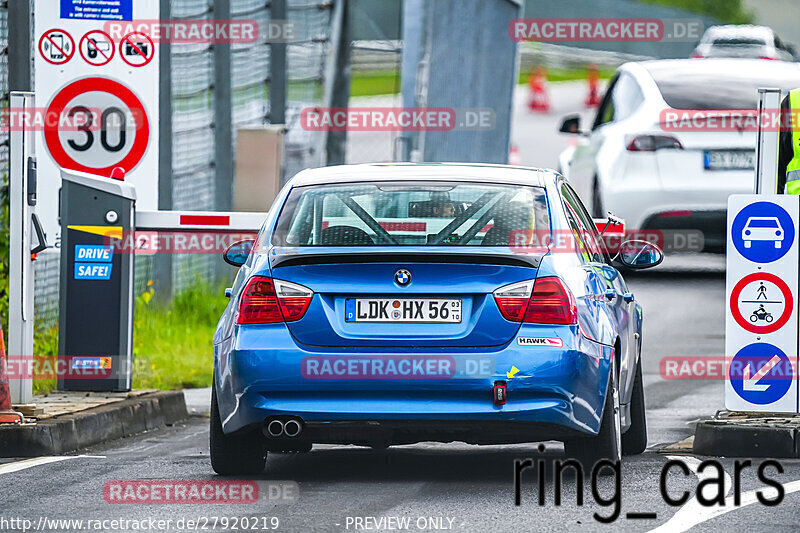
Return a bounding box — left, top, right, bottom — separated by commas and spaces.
345, 298, 462, 323
704, 150, 755, 170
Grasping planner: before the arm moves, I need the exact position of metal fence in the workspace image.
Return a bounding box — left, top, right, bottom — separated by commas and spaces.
0, 0, 334, 331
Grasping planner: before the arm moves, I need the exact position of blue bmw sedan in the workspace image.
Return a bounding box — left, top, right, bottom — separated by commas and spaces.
211, 163, 661, 474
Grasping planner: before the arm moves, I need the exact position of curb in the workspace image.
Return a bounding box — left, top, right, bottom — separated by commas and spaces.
0, 391, 188, 457
693, 420, 799, 458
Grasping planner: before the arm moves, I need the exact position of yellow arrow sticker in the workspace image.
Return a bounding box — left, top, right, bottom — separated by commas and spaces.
506, 366, 519, 380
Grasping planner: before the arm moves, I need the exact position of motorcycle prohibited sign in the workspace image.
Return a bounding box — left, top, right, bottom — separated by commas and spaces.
726, 195, 799, 413
43, 77, 150, 176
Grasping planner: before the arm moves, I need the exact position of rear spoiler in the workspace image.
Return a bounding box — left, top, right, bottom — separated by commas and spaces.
268, 248, 544, 269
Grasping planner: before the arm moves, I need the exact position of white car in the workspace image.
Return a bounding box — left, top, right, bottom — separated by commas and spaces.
691, 25, 795, 61
557, 59, 800, 251
742, 216, 784, 248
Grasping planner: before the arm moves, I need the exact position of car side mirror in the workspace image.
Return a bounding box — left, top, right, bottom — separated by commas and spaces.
223, 239, 254, 267
615, 240, 663, 270
559, 114, 582, 134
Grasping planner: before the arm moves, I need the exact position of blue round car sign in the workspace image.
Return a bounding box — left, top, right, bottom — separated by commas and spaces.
731, 202, 795, 263
729, 343, 793, 405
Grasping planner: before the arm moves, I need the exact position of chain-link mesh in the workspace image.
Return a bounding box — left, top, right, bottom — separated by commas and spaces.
345, 40, 402, 164
171, 0, 217, 292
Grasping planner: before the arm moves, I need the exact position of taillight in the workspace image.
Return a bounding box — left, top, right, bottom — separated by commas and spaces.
493, 280, 534, 322
274, 279, 313, 321
626, 135, 682, 152
524, 277, 577, 325
493, 277, 577, 325
236, 276, 312, 324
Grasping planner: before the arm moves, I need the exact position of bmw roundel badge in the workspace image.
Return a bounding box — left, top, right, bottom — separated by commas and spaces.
395, 269, 412, 286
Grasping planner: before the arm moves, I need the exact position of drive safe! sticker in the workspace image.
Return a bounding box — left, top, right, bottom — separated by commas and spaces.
517, 337, 563, 347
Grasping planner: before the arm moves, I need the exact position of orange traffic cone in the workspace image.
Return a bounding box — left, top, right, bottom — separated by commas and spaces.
527, 67, 550, 113
0, 330, 24, 424
509, 145, 521, 165
585, 64, 601, 108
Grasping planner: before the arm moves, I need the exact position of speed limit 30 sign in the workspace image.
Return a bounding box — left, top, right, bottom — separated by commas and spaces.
44, 77, 149, 175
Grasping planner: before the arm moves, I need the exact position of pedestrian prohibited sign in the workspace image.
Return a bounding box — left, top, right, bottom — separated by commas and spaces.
729, 343, 793, 405
39, 29, 75, 65
44, 77, 150, 175
80, 30, 115, 66
730, 272, 793, 334
731, 201, 795, 263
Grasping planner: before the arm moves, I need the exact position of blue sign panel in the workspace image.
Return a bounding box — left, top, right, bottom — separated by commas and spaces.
75, 244, 114, 263
75, 263, 113, 280
60, 0, 133, 21
729, 343, 793, 405
731, 201, 795, 263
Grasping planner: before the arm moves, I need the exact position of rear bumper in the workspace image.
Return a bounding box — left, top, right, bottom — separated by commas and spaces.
641, 209, 727, 252
214, 325, 614, 443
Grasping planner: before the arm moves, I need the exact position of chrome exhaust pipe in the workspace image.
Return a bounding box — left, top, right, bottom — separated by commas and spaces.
283, 419, 302, 438
266, 419, 285, 437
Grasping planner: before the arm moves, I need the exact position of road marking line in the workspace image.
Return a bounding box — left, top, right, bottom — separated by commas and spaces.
0, 455, 105, 475
649, 456, 731, 533
651, 456, 800, 533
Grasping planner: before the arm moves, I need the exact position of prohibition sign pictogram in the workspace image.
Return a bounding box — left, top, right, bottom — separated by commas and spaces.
44, 77, 150, 175
119, 32, 155, 67
80, 30, 115, 66
730, 272, 794, 334
39, 29, 75, 65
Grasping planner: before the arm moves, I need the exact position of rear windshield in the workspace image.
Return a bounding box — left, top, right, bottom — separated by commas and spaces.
647, 66, 800, 109
271, 182, 549, 247
712, 38, 765, 46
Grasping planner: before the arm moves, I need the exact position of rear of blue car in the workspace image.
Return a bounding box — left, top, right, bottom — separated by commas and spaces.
211, 177, 614, 474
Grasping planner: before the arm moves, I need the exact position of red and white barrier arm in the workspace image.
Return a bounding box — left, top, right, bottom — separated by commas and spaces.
135, 211, 268, 232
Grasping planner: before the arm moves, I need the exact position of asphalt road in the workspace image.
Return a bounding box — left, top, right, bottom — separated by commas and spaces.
4, 86, 799, 533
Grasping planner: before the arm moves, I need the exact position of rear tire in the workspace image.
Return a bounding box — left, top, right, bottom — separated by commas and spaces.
210, 384, 267, 475
565, 368, 621, 466
622, 359, 647, 455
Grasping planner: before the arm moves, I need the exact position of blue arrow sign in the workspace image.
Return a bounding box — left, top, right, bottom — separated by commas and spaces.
729, 343, 793, 405
731, 202, 795, 263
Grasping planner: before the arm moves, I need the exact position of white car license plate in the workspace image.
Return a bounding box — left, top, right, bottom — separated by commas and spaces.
704, 150, 755, 170
345, 298, 462, 323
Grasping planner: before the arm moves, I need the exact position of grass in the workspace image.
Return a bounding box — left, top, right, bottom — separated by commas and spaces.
31, 279, 228, 394
518, 66, 615, 85
131, 280, 228, 390
351, 70, 402, 97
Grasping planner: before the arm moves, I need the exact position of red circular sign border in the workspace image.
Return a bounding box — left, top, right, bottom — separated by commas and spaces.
44, 77, 150, 175
38, 29, 76, 66
79, 30, 115, 67
730, 272, 793, 334
119, 32, 155, 68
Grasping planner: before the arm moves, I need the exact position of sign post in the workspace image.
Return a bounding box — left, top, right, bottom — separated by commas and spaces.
34, 0, 159, 249
726, 196, 799, 412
